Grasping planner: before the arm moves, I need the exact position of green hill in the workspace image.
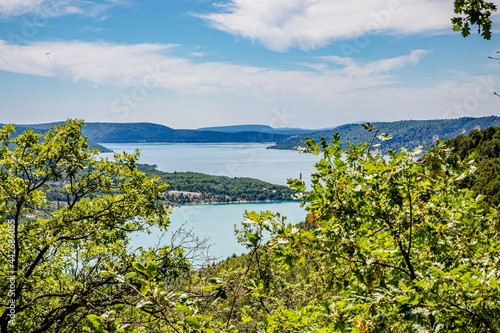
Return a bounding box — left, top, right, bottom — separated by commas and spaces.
196, 124, 316, 135
23, 122, 289, 144
1, 124, 112, 153
43, 163, 296, 205
446, 125, 500, 207
137, 164, 296, 204
269, 116, 500, 152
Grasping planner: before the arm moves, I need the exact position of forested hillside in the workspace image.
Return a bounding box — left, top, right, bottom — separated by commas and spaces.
139, 164, 296, 204
270, 116, 500, 151
44, 163, 296, 205
446, 125, 500, 207
24, 122, 290, 143
197, 124, 316, 135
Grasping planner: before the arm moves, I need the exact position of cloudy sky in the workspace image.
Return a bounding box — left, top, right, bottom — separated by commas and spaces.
0, 0, 499, 129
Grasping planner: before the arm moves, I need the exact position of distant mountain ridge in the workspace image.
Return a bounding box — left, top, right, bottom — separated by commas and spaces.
21, 122, 291, 144
269, 116, 500, 152
196, 124, 317, 135
1, 124, 112, 153
17, 117, 500, 152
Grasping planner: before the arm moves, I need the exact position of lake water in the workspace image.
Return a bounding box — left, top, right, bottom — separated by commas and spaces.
99, 142, 320, 258
130, 201, 307, 260
99, 142, 319, 186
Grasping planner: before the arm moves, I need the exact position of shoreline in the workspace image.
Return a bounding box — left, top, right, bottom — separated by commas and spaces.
170, 199, 303, 208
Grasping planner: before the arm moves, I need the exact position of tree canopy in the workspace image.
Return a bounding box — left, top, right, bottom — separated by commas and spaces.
453, 0, 497, 39
0, 120, 170, 332
248, 130, 500, 331
446, 126, 500, 207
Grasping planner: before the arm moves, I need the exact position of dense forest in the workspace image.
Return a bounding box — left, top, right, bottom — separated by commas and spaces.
270, 116, 500, 152
446, 125, 500, 207
23, 122, 291, 144
1, 120, 499, 332
138, 164, 296, 204
43, 164, 295, 205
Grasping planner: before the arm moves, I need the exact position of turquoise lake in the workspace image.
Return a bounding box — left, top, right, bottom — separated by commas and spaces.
130, 201, 307, 260
99, 142, 320, 259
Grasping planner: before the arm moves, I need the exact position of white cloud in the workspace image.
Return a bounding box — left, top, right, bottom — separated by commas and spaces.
319, 49, 430, 77
3, 40, 498, 128
0, 40, 497, 128
0, 40, 431, 99
0, 0, 129, 18
201, 0, 459, 51
0, 0, 41, 16
190, 52, 206, 57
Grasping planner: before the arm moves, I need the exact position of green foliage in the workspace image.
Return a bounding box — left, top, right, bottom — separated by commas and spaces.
452, 0, 497, 40
92, 256, 230, 332
84, 311, 136, 333
446, 126, 500, 207
261, 128, 500, 331
0, 120, 169, 332
216, 211, 333, 332
2, 123, 112, 153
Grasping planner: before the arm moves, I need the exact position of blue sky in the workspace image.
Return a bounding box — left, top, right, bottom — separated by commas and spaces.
0, 0, 499, 129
